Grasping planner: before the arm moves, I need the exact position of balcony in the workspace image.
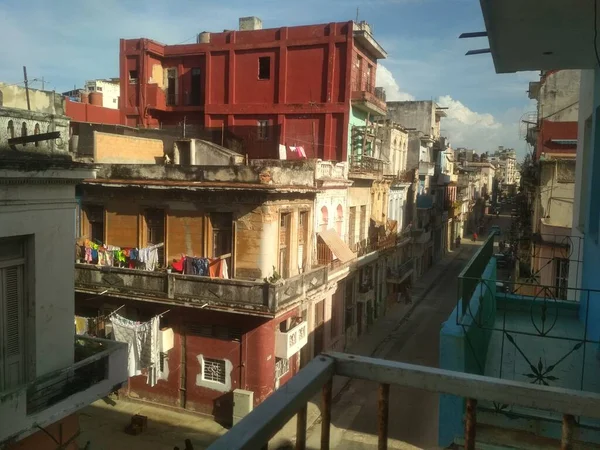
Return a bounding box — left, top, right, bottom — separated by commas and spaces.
418, 161, 435, 177
275, 321, 308, 359
387, 258, 414, 284
75, 264, 328, 315
315, 160, 348, 182
206, 351, 600, 450
351, 86, 387, 116
0, 336, 127, 445
348, 155, 384, 179
439, 234, 600, 447
411, 229, 431, 244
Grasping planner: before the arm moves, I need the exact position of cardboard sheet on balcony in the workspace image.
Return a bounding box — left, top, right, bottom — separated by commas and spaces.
318, 229, 356, 263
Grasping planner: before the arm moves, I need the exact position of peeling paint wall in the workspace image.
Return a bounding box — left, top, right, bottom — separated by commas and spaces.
0, 83, 65, 115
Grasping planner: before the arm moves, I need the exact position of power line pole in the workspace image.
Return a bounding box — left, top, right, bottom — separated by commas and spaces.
23, 66, 31, 110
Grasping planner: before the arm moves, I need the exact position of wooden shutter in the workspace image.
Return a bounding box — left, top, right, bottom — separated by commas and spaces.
1, 265, 25, 390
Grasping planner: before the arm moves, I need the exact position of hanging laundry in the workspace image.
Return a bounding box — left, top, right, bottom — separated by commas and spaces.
110, 313, 161, 386
297, 146, 307, 158
171, 257, 185, 273
278, 144, 287, 160
75, 316, 89, 335
221, 259, 229, 279
208, 259, 222, 278
85, 247, 93, 263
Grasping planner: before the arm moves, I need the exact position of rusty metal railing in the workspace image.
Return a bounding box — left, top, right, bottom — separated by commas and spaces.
207, 352, 598, 450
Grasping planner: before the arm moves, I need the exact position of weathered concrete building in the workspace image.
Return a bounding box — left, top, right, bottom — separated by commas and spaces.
0, 84, 128, 449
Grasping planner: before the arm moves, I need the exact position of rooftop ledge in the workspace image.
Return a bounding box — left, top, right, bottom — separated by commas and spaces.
75, 264, 328, 316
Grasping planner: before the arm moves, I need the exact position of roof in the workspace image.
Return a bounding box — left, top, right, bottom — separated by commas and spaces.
318, 229, 356, 263
536, 120, 578, 159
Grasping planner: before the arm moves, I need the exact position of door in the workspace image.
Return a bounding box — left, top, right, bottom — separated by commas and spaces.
313, 300, 325, 356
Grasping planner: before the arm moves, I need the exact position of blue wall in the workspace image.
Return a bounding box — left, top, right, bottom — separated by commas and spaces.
438, 258, 497, 446
580, 68, 600, 341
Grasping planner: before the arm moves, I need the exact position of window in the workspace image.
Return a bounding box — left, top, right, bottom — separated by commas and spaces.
84, 205, 104, 243
7, 120, 14, 139
128, 70, 138, 84
298, 211, 309, 272
258, 56, 271, 80
190, 68, 202, 105
257, 120, 269, 140
275, 357, 289, 379
331, 283, 344, 338
145, 209, 165, 266
210, 212, 232, 260
88, 86, 95, 91
554, 258, 569, 300
96, 86, 103, 92
359, 205, 367, 242
113, 98, 117, 104
335, 205, 343, 237
34, 123, 40, 147
279, 213, 291, 278
203, 358, 226, 384
166, 68, 177, 106
348, 206, 356, 248
320, 206, 328, 233
0, 237, 27, 391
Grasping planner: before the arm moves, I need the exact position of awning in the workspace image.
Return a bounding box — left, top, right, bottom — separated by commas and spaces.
318, 229, 356, 263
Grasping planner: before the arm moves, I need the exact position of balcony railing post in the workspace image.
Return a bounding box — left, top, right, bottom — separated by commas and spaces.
321, 378, 333, 450
465, 398, 477, 450
378, 383, 390, 450
295, 404, 307, 450
561, 414, 575, 450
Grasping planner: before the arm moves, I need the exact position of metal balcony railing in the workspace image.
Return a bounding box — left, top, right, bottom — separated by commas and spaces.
348, 155, 383, 175
207, 352, 600, 450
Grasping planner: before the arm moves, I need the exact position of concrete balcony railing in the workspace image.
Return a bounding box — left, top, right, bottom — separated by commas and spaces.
75, 263, 328, 315
315, 160, 347, 180
0, 336, 128, 445
206, 352, 600, 450
275, 321, 308, 359
387, 258, 414, 284
350, 89, 387, 116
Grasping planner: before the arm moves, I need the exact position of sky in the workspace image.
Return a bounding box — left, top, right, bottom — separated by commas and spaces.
0, 0, 537, 159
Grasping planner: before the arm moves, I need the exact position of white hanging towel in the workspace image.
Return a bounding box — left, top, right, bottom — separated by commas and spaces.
278, 144, 287, 160
110, 313, 161, 386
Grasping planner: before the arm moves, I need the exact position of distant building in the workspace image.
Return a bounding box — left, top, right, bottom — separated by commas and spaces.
85, 78, 120, 109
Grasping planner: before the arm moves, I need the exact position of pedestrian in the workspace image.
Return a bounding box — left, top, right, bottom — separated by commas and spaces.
472, 232, 478, 241
404, 285, 412, 305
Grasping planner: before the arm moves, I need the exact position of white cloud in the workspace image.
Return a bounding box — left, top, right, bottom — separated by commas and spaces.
376, 64, 414, 101
437, 95, 528, 157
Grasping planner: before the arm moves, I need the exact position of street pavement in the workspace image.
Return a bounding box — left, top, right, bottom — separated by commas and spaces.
303, 240, 484, 450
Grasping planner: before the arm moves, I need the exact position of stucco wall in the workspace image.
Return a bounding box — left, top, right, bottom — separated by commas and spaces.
0, 181, 78, 376
348, 106, 368, 159
386, 101, 435, 137
538, 70, 580, 122
347, 185, 372, 244
0, 83, 65, 115
538, 160, 575, 228
0, 107, 70, 154
315, 188, 348, 238
93, 132, 164, 163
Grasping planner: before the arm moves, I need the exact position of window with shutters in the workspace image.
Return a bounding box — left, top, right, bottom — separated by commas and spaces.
298, 211, 308, 272
145, 209, 165, 266
84, 204, 104, 244
0, 237, 27, 391
279, 213, 291, 278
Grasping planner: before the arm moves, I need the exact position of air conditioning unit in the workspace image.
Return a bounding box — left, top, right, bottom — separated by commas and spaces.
232, 389, 254, 425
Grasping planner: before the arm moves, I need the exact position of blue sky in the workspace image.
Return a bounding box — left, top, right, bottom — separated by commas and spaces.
0, 0, 537, 158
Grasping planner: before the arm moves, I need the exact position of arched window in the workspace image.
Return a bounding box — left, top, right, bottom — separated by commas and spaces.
320, 206, 329, 233
7, 120, 14, 139
34, 123, 40, 147
336, 204, 343, 237
21, 122, 27, 146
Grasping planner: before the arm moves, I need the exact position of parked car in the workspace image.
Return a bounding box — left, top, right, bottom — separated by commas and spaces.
490, 225, 501, 236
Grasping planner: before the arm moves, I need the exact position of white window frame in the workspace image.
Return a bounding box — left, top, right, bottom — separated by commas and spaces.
275, 357, 289, 379
196, 355, 232, 392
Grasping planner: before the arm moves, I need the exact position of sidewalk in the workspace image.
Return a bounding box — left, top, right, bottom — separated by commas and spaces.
269, 242, 480, 448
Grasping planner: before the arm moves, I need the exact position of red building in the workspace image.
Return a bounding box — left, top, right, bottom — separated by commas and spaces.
118, 17, 386, 161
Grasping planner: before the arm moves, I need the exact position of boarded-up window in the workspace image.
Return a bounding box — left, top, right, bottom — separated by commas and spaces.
166, 212, 204, 261
279, 213, 291, 278
0, 237, 27, 391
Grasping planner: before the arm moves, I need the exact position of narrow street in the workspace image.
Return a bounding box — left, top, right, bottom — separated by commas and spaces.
305, 213, 511, 450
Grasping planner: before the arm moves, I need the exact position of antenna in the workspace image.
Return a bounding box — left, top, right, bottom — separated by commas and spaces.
356, 7, 359, 23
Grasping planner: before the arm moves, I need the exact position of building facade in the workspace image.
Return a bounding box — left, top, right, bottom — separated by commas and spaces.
0, 85, 127, 449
